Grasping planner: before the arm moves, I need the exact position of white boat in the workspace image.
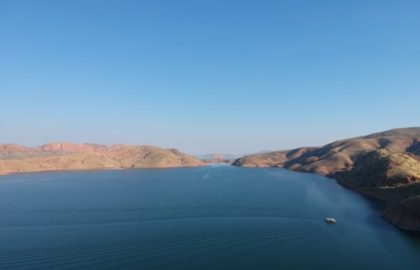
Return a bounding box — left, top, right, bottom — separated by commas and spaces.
325, 218, 337, 224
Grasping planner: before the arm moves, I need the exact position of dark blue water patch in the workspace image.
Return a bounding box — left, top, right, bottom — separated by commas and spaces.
0, 166, 419, 270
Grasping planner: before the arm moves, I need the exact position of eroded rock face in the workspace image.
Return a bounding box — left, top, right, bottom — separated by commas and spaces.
0, 143, 206, 175
233, 127, 420, 232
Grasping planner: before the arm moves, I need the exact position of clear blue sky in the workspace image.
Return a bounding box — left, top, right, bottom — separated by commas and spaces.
1, 0, 419, 154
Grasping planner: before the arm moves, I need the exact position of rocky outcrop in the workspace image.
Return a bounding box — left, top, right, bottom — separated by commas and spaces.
0, 143, 205, 175
233, 127, 420, 232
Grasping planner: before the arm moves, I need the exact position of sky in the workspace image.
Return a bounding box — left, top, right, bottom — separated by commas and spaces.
1, 0, 419, 155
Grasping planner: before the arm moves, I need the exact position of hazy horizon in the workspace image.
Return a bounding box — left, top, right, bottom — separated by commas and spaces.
1, 1, 419, 154
0, 126, 418, 157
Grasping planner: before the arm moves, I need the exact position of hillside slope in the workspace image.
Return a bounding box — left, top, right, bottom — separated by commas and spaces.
233, 127, 420, 231
0, 143, 205, 175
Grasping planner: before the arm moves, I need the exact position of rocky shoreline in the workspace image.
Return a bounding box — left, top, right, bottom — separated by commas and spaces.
233, 127, 420, 232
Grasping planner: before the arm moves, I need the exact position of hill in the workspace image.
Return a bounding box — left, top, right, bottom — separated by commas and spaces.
0, 142, 205, 175
233, 127, 420, 231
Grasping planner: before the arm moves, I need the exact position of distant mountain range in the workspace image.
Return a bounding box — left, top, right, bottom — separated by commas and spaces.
0, 142, 205, 175
233, 127, 420, 232
196, 153, 239, 163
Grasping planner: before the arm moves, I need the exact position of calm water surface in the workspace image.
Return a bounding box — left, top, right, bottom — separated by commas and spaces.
0, 166, 419, 270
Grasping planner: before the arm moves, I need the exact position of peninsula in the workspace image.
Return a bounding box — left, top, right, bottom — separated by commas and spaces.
233, 127, 420, 232
0, 142, 205, 175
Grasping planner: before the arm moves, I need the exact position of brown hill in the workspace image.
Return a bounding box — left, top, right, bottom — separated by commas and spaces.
0, 142, 205, 175
233, 128, 420, 175
233, 127, 420, 231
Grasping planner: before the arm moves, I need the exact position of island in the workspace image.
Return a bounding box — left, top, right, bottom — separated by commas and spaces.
233, 127, 420, 232
0, 142, 205, 175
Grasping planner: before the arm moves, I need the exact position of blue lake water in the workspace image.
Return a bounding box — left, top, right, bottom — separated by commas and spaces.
0, 165, 419, 270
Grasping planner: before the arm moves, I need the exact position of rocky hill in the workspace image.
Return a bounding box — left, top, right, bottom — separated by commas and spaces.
0, 142, 205, 175
233, 127, 420, 231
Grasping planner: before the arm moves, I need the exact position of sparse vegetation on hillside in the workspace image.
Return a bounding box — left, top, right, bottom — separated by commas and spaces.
234, 127, 420, 232
0, 143, 205, 175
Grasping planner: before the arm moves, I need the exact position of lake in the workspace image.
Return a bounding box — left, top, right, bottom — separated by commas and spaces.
0, 165, 419, 270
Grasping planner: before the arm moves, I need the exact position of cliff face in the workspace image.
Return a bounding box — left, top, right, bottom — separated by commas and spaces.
0, 143, 205, 175
233, 127, 420, 232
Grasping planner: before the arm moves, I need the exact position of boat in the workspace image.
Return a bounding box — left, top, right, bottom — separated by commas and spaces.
325, 218, 337, 224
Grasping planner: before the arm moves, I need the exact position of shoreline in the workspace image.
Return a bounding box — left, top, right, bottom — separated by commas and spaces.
233, 164, 420, 233
0, 164, 208, 177
2, 160, 418, 233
